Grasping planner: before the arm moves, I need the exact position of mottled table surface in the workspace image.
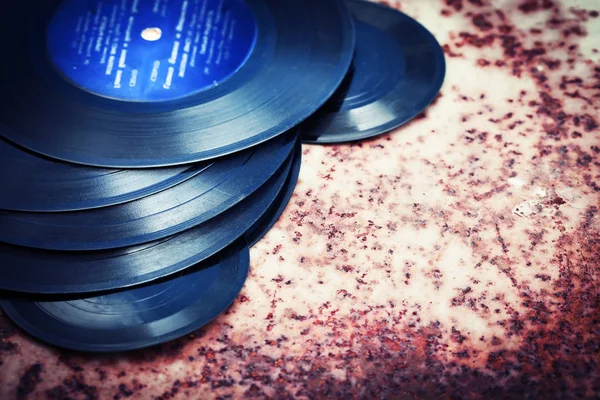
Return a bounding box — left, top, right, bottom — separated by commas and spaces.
1, 0, 599, 398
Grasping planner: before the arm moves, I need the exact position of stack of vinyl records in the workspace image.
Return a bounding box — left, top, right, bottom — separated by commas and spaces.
0, 0, 445, 352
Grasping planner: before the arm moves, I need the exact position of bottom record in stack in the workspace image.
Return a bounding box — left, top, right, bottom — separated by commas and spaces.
0, 137, 302, 352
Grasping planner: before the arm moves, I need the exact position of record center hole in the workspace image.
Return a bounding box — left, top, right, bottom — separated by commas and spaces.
141, 27, 162, 41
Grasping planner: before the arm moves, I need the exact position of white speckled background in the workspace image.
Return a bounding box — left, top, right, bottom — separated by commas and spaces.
1, 0, 599, 398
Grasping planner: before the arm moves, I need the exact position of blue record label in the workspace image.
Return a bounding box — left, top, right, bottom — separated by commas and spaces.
46, 0, 257, 101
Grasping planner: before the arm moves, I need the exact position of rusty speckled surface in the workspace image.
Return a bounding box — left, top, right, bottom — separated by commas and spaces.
1, 0, 600, 398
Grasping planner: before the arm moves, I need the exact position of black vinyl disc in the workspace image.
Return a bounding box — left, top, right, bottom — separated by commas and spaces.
0, 131, 296, 251
0, 132, 206, 213
0, 0, 354, 168
299, 0, 445, 144
0, 239, 250, 353
0, 141, 300, 294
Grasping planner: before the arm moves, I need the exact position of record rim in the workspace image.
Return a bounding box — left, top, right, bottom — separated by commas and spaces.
246, 137, 302, 247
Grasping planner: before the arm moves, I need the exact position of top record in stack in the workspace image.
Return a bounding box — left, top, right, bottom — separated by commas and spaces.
0, 0, 445, 353
0, 0, 354, 167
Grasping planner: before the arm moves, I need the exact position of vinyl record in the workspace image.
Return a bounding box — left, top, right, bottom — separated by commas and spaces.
299, 0, 445, 144
0, 239, 250, 353
246, 142, 301, 247
0, 131, 296, 251
0, 140, 300, 294
0, 132, 206, 213
0, 0, 354, 168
